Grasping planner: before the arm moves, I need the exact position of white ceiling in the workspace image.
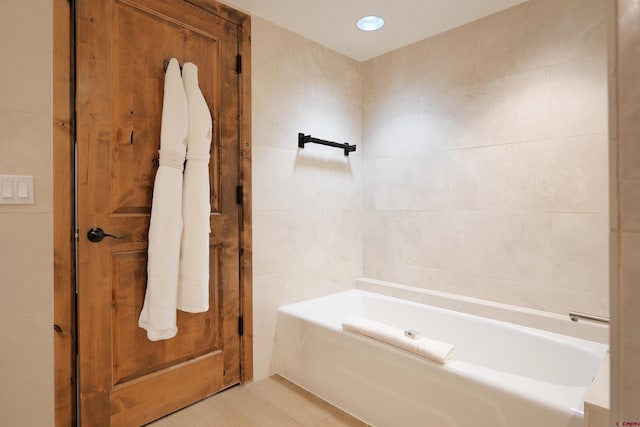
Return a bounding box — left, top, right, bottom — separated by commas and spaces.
221, 0, 528, 61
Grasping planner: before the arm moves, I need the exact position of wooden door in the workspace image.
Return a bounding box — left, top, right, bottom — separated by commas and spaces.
75, 1, 249, 425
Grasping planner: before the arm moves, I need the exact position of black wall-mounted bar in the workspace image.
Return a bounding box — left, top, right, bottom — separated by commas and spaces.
298, 133, 356, 156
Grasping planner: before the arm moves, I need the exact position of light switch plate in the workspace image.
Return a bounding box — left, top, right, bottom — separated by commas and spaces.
0, 175, 34, 205
1, 180, 13, 199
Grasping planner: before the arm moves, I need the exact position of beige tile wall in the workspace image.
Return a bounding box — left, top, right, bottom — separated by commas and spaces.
361, 0, 609, 317
0, 0, 54, 426
610, 0, 640, 423
251, 18, 363, 379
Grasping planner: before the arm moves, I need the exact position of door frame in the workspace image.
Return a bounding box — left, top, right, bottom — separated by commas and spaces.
53, 1, 253, 425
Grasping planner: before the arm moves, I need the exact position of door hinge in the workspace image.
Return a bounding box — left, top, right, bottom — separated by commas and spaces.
236, 54, 242, 74
238, 316, 244, 336
236, 185, 243, 205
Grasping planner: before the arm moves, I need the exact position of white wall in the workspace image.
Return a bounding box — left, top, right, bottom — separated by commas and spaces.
361, 0, 609, 317
251, 17, 363, 379
0, 0, 54, 426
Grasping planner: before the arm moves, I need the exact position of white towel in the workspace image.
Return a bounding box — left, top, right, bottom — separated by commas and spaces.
178, 62, 212, 313
342, 315, 455, 364
138, 58, 188, 341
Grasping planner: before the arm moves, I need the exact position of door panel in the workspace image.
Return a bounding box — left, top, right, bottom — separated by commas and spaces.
110, 0, 223, 215
110, 353, 224, 426
76, 0, 243, 425
110, 246, 221, 385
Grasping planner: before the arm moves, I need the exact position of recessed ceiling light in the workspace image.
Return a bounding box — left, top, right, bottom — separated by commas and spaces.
357, 15, 384, 31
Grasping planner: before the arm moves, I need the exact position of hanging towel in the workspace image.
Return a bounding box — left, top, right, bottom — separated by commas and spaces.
138, 58, 189, 341
342, 315, 455, 364
177, 62, 213, 313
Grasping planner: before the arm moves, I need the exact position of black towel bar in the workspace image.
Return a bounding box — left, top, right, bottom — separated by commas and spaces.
298, 133, 356, 156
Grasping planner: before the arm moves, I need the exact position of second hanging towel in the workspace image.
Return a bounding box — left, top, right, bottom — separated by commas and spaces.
178, 62, 213, 313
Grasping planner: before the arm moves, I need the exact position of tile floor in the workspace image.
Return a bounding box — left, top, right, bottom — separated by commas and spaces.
146, 375, 369, 427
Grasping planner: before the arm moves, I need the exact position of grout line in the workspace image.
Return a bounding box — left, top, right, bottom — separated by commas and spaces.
0, 107, 51, 117
363, 131, 608, 160
361, 209, 608, 215
448, 132, 609, 153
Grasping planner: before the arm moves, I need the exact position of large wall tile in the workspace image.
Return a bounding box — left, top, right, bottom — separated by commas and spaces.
303, 39, 361, 111
0, 213, 53, 317
362, 95, 437, 160
448, 79, 506, 149
253, 210, 361, 278
510, 282, 606, 316
252, 274, 290, 344
551, 133, 609, 213
253, 146, 303, 211
456, 212, 552, 283
494, 68, 551, 144
251, 19, 307, 105
472, 4, 528, 82
551, 213, 609, 299
292, 148, 361, 211
363, 210, 460, 275
0, 0, 52, 115
549, 53, 608, 138
252, 338, 276, 382
370, 154, 454, 211
1, 408, 54, 427
414, 21, 481, 92
618, 231, 640, 417
516, 0, 607, 72
253, 145, 361, 211
450, 141, 554, 212
292, 261, 362, 301
610, 135, 619, 230
619, 126, 640, 229
0, 311, 53, 425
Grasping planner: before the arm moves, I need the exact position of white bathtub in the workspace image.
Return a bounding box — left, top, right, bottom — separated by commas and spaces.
276, 290, 608, 427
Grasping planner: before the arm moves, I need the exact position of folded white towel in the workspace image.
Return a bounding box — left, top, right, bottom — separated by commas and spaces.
177, 62, 213, 313
342, 315, 455, 364
138, 58, 189, 341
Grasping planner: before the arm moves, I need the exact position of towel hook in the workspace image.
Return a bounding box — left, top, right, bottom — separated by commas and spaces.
163, 58, 183, 71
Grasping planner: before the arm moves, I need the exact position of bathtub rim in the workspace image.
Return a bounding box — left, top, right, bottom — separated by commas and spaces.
355, 277, 609, 345
278, 288, 608, 353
